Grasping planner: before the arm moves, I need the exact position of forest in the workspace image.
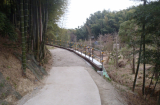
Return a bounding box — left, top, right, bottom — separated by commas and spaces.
0, 0, 69, 76
0, 0, 70, 104
70, 6, 136, 40
0, 0, 160, 104
68, 0, 160, 104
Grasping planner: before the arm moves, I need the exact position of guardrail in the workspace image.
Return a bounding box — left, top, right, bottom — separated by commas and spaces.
46, 39, 104, 71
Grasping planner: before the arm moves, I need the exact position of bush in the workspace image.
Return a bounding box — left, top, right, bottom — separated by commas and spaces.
0, 12, 17, 41
0, 12, 6, 30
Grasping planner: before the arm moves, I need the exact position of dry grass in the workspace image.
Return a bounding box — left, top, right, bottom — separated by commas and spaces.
46, 46, 55, 49
104, 57, 159, 105
0, 35, 53, 104
118, 89, 156, 105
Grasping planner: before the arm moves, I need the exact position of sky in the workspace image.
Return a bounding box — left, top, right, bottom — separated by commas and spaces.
58, 0, 142, 29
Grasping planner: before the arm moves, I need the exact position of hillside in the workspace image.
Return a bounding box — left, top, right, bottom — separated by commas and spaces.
0, 34, 52, 105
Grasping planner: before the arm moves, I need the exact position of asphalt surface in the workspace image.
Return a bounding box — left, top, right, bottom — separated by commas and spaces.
18, 48, 126, 105
22, 48, 101, 105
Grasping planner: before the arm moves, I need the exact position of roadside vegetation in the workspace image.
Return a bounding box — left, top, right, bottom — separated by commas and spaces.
68, 0, 160, 104
0, 0, 69, 104
1, 0, 160, 104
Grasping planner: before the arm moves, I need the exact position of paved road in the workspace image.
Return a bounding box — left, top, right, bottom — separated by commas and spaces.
23, 48, 101, 105
19, 48, 126, 105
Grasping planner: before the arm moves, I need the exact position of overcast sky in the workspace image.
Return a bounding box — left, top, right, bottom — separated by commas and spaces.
58, 0, 142, 29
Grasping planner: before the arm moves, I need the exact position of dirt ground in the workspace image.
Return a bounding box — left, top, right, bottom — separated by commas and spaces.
0, 36, 53, 105
103, 54, 159, 105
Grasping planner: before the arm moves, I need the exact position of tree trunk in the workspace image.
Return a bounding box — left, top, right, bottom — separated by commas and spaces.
20, 0, 26, 77
142, 0, 146, 95
106, 52, 110, 64
132, 46, 135, 74
36, 1, 40, 61
24, 0, 28, 42
132, 35, 143, 92
28, 0, 33, 53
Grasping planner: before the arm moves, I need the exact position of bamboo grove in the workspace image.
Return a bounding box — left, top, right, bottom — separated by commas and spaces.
68, 0, 160, 101
0, 0, 68, 76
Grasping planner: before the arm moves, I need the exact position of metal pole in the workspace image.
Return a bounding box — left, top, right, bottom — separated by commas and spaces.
63, 41, 65, 48
85, 46, 86, 57
81, 44, 82, 54
63, 41, 64, 47
88, 47, 90, 59
102, 50, 104, 72
76, 43, 77, 51
92, 48, 93, 62
64, 41, 65, 47
75, 43, 77, 51
100, 50, 101, 63
68, 42, 69, 49
69, 42, 70, 48
58, 40, 59, 46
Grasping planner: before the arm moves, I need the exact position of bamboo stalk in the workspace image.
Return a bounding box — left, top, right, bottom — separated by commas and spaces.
20, 0, 26, 76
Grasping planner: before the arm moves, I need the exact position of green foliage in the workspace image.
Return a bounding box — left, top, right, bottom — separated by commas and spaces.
13, 82, 17, 89
0, 83, 4, 87
6, 77, 10, 81
48, 0, 68, 22
46, 0, 69, 42
108, 59, 114, 65
73, 7, 137, 41
118, 0, 160, 85
0, 12, 17, 41
119, 19, 140, 47
2, 93, 6, 98
110, 50, 121, 61
46, 23, 70, 42
0, 0, 69, 77
7, 66, 11, 68
0, 12, 6, 30
133, 1, 160, 66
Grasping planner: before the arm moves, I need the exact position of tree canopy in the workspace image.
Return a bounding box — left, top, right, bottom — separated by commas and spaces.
72, 6, 136, 41
0, 0, 68, 76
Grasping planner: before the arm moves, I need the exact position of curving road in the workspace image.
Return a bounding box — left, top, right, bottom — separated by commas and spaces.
19, 48, 125, 105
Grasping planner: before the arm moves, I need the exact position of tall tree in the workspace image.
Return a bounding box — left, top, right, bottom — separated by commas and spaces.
20, 0, 26, 76
142, 0, 146, 95
74, 7, 137, 41
0, 0, 68, 76
119, 19, 140, 74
